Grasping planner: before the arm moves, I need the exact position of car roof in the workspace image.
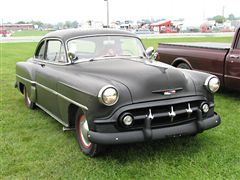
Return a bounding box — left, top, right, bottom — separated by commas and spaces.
43, 28, 136, 42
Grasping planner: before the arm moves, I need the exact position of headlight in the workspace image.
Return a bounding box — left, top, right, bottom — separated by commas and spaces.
204, 76, 220, 93
98, 85, 119, 106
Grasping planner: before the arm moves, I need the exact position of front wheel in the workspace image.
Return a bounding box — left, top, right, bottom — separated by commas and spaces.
75, 112, 103, 157
177, 63, 191, 69
24, 86, 35, 109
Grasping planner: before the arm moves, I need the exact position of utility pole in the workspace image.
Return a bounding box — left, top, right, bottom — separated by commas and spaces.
222, 6, 226, 23
222, 6, 225, 18
104, 0, 109, 28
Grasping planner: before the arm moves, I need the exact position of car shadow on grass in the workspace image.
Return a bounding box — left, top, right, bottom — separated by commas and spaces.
96, 135, 213, 162
217, 89, 240, 100
20, 103, 216, 161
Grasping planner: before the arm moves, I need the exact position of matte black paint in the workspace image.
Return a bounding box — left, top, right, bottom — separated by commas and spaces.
89, 114, 221, 145
16, 29, 220, 145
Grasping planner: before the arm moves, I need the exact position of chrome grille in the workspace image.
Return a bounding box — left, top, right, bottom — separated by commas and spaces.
118, 100, 202, 130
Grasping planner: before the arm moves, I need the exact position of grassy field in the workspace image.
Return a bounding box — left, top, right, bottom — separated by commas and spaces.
1, 37, 240, 179
11, 30, 49, 37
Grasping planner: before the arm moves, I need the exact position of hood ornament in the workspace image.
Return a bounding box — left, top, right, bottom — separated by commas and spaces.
169, 106, 176, 122
164, 90, 176, 96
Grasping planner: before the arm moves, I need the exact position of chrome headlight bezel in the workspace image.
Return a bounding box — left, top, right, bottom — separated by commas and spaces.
98, 85, 119, 106
204, 76, 220, 93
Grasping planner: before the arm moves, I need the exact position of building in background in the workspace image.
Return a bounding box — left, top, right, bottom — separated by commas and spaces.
150, 20, 179, 33
0, 24, 34, 31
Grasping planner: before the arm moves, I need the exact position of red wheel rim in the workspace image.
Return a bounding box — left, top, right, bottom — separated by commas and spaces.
78, 115, 91, 149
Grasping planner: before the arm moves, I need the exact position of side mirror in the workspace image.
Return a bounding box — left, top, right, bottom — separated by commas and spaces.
68, 52, 78, 62
145, 47, 154, 58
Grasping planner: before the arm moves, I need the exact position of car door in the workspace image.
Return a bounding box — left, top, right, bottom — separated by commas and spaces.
34, 39, 67, 118
225, 30, 240, 90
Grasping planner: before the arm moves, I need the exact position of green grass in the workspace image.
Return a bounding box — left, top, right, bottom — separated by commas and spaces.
1, 37, 240, 179
11, 30, 49, 37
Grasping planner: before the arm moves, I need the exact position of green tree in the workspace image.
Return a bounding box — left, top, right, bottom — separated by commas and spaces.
228, 14, 235, 20
16, 21, 26, 24
72, 21, 79, 28
213, 15, 225, 24
56, 22, 64, 30
64, 21, 72, 28
30, 21, 44, 29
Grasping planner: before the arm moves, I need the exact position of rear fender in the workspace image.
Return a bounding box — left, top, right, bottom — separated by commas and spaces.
16, 61, 37, 102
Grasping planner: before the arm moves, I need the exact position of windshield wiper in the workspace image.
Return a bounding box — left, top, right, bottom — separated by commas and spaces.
74, 55, 146, 63
122, 55, 146, 59
102, 55, 117, 58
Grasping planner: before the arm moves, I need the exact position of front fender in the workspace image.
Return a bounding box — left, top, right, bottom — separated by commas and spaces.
181, 69, 214, 101
57, 73, 132, 129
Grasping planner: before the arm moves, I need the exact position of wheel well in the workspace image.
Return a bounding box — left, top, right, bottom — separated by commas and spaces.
19, 82, 24, 94
172, 59, 192, 69
172, 60, 184, 67
68, 104, 84, 128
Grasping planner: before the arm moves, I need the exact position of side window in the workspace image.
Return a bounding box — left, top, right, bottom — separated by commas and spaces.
35, 41, 45, 60
46, 40, 66, 63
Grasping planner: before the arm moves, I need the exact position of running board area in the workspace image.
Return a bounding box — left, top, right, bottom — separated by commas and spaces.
63, 127, 75, 132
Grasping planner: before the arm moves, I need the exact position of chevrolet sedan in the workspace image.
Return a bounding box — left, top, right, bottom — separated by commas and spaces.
15, 29, 221, 156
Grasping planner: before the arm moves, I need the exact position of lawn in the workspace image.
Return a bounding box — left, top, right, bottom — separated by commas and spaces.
1, 37, 240, 179
11, 30, 49, 37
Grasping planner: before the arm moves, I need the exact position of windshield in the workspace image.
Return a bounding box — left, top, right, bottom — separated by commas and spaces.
67, 35, 146, 60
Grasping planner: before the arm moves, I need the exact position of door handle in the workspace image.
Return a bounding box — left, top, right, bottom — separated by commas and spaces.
38, 63, 45, 67
230, 55, 239, 59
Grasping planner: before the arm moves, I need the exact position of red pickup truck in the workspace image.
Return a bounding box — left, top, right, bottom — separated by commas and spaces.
156, 27, 240, 91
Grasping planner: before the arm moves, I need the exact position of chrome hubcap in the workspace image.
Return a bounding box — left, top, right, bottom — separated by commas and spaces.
79, 117, 91, 147
25, 88, 31, 105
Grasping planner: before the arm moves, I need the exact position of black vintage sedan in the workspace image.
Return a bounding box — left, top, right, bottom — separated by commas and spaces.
16, 29, 221, 156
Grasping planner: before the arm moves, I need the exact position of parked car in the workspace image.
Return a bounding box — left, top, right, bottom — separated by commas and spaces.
15, 29, 221, 156
134, 29, 153, 34
156, 26, 240, 91
0, 30, 11, 37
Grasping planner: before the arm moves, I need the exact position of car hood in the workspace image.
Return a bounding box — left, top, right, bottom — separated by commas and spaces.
73, 58, 196, 103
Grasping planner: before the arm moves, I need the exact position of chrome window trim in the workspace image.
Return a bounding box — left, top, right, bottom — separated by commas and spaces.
65, 34, 142, 51
33, 59, 72, 66
65, 34, 146, 63
16, 74, 88, 110
34, 37, 71, 65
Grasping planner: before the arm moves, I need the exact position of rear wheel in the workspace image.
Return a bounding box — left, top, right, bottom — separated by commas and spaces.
24, 86, 35, 109
177, 63, 191, 69
75, 111, 103, 157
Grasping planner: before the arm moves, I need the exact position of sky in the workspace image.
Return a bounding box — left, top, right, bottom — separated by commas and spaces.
0, 0, 239, 25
